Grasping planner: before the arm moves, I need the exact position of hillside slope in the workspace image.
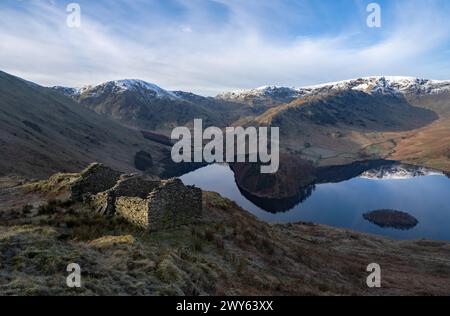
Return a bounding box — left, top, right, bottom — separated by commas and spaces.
247, 91, 438, 165
0, 71, 168, 179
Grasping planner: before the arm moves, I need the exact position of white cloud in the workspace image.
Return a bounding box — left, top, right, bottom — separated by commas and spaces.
0, 0, 449, 95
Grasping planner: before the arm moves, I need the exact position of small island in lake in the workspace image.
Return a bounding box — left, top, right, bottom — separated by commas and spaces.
363, 209, 419, 230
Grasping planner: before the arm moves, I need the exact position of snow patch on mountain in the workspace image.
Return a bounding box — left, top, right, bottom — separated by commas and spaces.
109, 79, 180, 99
217, 85, 304, 101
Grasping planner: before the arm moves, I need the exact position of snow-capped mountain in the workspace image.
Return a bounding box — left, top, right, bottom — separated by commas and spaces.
83, 79, 181, 100
217, 76, 450, 103
360, 164, 443, 180
301, 76, 450, 96
51, 78, 251, 131
53, 79, 180, 100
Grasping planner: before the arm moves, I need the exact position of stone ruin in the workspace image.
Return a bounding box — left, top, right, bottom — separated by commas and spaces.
69, 163, 202, 232
70, 163, 123, 201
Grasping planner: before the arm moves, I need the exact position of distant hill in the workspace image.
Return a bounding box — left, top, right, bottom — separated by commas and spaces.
254, 91, 438, 131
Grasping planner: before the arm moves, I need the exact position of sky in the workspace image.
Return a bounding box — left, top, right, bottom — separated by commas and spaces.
1, 0, 450, 95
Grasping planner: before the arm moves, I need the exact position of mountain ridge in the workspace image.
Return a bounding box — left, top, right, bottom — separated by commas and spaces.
52, 79, 253, 132
216, 76, 450, 105
53, 75, 450, 102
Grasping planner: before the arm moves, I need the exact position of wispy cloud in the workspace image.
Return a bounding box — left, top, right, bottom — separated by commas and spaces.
1, 0, 449, 95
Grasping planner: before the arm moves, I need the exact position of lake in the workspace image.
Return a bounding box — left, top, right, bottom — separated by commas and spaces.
181, 163, 450, 241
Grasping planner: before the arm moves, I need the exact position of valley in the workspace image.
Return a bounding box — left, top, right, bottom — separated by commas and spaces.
2, 70, 450, 206
1, 70, 450, 296
49, 75, 450, 179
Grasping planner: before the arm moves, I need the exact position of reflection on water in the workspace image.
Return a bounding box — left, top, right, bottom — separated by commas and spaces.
230, 159, 399, 213
180, 163, 450, 241
237, 184, 316, 213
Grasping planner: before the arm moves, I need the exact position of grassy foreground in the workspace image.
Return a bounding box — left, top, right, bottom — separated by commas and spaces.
0, 180, 449, 296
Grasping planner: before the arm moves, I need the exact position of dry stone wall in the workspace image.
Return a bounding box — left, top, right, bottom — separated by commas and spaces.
147, 179, 202, 232
111, 175, 160, 199
115, 196, 149, 229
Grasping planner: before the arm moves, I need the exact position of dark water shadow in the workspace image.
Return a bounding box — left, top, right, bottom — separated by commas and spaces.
236, 183, 316, 213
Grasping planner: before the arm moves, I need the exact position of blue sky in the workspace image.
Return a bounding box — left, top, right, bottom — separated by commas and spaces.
1, 0, 450, 95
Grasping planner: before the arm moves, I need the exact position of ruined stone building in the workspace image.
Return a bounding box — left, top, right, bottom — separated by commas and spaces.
69, 163, 202, 232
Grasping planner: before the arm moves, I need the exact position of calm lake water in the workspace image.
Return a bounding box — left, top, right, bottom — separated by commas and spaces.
181, 164, 450, 241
